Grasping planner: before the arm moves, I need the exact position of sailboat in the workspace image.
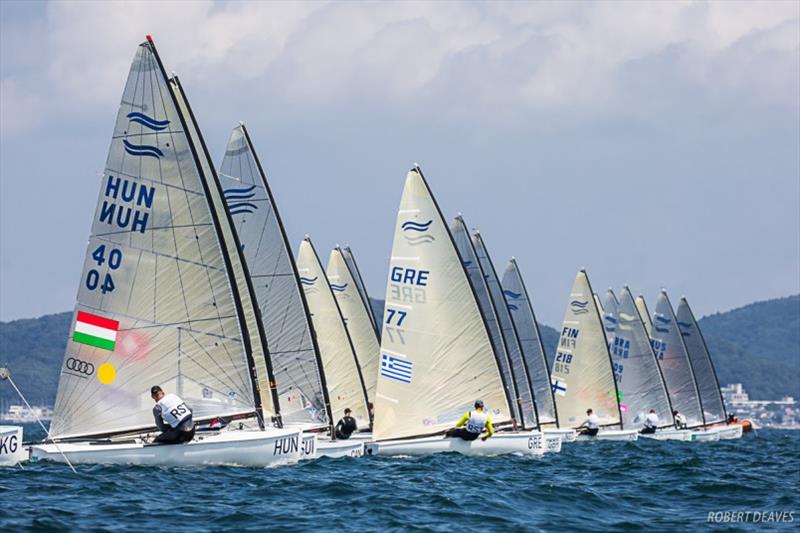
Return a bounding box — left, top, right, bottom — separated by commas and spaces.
327, 246, 380, 406
215, 124, 362, 458
676, 298, 743, 439
602, 288, 697, 441
550, 271, 638, 441
635, 295, 653, 337
296, 237, 369, 455
30, 37, 302, 466
501, 259, 576, 443
365, 167, 541, 456
649, 290, 719, 441
341, 246, 381, 337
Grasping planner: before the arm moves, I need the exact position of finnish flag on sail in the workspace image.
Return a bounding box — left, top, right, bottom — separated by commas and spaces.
381, 354, 413, 384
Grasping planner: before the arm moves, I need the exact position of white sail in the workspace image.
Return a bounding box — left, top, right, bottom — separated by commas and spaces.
50, 39, 265, 440
501, 258, 558, 425
594, 293, 605, 319
550, 271, 621, 428
635, 295, 653, 337
373, 168, 511, 441
608, 288, 675, 428
651, 290, 704, 427
450, 217, 520, 422
677, 298, 727, 425
341, 246, 380, 336
216, 124, 327, 428
296, 238, 370, 428
472, 231, 537, 428
327, 246, 380, 403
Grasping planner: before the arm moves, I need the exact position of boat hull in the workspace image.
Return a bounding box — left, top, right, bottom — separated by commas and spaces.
365, 432, 543, 457
543, 428, 577, 443
688, 429, 720, 442
29, 428, 303, 467
707, 424, 744, 440
639, 429, 694, 441
575, 429, 639, 442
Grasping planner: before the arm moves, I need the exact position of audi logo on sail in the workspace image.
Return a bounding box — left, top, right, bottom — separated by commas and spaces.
65, 357, 95, 375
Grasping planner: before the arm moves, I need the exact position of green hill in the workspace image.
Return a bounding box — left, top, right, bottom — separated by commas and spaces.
1, 295, 797, 406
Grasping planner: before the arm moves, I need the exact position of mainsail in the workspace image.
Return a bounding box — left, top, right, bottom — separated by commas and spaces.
551, 271, 622, 428
677, 298, 727, 425
635, 295, 653, 337
650, 290, 704, 427
342, 246, 380, 336
501, 258, 558, 426
327, 246, 380, 403
51, 38, 265, 440
607, 288, 675, 428
472, 231, 537, 428
296, 238, 370, 428
216, 123, 327, 427
450, 216, 520, 423
373, 168, 512, 441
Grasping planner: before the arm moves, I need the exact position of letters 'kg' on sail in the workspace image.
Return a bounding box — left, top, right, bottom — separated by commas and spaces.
551, 270, 622, 428
216, 123, 328, 428
502, 258, 559, 426
450, 216, 521, 425
327, 246, 380, 404
341, 246, 380, 336
373, 168, 512, 441
604, 288, 674, 428
297, 238, 371, 429
50, 38, 273, 440
472, 230, 538, 429
650, 290, 704, 428
676, 298, 727, 425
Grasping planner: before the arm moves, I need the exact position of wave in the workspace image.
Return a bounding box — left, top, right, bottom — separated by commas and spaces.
654, 326, 669, 333
300, 276, 318, 286
126, 112, 170, 131
677, 321, 692, 328
503, 290, 522, 300
224, 185, 257, 200
507, 304, 519, 311
402, 219, 433, 232
123, 139, 163, 158
655, 315, 671, 324
404, 234, 434, 245
330, 283, 348, 292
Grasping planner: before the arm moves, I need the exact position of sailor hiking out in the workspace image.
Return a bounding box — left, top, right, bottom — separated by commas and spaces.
577, 408, 600, 437
641, 409, 659, 434
445, 400, 495, 442
335, 408, 358, 440
673, 410, 688, 430
151, 385, 195, 444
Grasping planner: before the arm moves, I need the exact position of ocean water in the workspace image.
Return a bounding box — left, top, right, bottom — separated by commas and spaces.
1, 426, 798, 531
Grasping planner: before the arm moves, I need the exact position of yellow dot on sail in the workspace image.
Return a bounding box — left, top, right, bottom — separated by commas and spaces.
97, 363, 116, 385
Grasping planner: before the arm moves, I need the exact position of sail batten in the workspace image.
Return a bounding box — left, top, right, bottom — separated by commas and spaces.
50, 40, 265, 439
373, 168, 511, 441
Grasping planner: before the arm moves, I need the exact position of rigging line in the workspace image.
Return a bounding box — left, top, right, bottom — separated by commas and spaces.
184, 328, 252, 402
3, 374, 77, 474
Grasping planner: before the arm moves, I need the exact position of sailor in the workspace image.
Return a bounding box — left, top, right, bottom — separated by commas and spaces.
334, 408, 358, 440
577, 408, 600, 436
151, 385, 195, 444
641, 409, 659, 434
445, 400, 494, 442
673, 409, 688, 429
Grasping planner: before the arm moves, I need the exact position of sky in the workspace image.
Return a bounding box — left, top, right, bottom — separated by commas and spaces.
1, 0, 798, 327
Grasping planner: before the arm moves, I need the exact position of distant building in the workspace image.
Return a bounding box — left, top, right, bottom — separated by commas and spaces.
722, 384, 798, 429
1, 404, 53, 423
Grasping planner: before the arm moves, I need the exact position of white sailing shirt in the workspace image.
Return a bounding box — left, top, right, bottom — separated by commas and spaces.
157, 393, 192, 428
584, 413, 600, 430
645, 412, 659, 429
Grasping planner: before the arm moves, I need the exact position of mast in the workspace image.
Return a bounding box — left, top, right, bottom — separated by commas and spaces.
169, 74, 274, 428
343, 245, 380, 337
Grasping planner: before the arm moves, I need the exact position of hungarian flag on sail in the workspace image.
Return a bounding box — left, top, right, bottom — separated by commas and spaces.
73, 311, 119, 351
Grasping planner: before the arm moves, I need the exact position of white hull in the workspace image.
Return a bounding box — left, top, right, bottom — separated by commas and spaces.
543, 434, 563, 453
366, 432, 543, 457
317, 438, 365, 458
0, 425, 25, 466
29, 428, 303, 467
639, 429, 694, 441
575, 429, 639, 442
687, 429, 720, 442
542, 427, 577, 443
709, 425, 743, 440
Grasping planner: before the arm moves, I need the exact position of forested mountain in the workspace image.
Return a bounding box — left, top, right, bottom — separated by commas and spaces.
2, 296, 797, 406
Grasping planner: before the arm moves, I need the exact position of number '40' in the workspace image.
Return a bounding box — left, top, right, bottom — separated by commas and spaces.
91, 245, 122, 269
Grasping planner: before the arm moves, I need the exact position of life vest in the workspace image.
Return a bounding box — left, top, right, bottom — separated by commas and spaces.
465, 411, 488, 434
157, 393, 191, 428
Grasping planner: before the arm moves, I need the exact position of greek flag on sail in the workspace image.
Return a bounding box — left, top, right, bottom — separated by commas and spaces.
381, 354, 413, 384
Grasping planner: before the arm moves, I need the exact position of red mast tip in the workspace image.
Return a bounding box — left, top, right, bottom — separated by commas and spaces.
146, 35, 153, 42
